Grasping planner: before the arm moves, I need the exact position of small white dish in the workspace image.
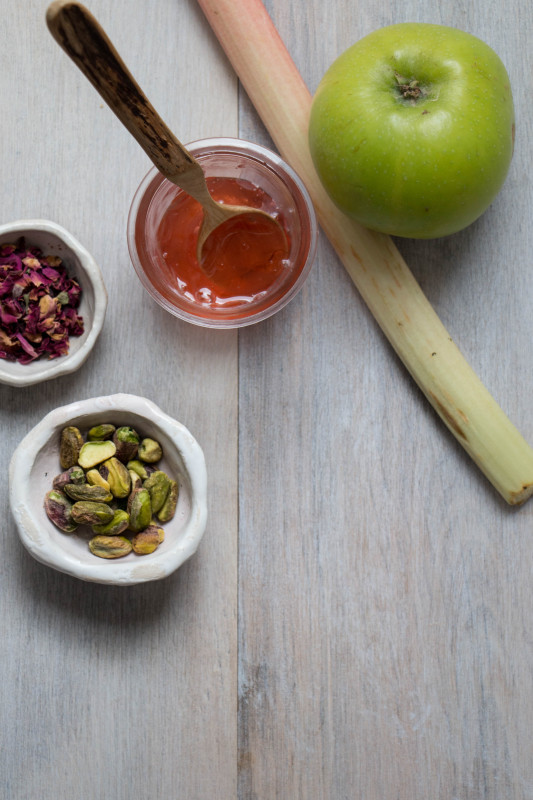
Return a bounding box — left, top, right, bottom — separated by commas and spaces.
9, 394, 208, 585
0, 219, 107, 387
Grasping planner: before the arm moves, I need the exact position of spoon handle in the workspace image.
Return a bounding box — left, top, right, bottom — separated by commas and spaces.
46, 0, 210, 202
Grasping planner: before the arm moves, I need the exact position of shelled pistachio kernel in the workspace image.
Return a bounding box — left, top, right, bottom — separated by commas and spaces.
138, 438, 163, 463
129, 469, 143, 491
127, 487, 152, 532
53, 465, 86, 491
157, 479, 178, 523
92, 508, 130, 537
131, 523, 165, 555
87, 423, 116, 441
99, 456, 131, 498
78, 439, 116, 469
71, 500, 115, 526
59, 425, 84, 469
86, 468, 111, 492
127, 459, 149, 481
64, 483, 113, 503
143, 470, 171, 514
89, 535, 133, 559
113, 426, 140, 463
44, 489, 78, 533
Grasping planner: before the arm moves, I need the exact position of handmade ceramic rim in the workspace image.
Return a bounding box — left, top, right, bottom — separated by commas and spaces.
0, 219, 107, 387
127, 137, 318, 328
9, 394, 208, 585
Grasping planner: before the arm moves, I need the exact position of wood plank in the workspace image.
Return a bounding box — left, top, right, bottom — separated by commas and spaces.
236, 1, 533, 798
1, 1, 239, 797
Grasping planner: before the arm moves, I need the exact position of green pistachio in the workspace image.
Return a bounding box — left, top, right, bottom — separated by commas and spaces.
53, 465, 86, 491
92, 508, 130, 537
129, 469, 143, 491
143, 470, 171, 514
127, 459, 149, 481
64, 483, 113, 503
69, 466, 86, 484
86, 469, 111, 491
87, 423, 116, 441
99, 457, 131, 498
71, 501, 115, 526
89, 535, 133, 559
131, 523, 164, 555
157, 479, 178, 523
127, 487, 152, 533
78, 440, 117, 469
59, 426, 84, 469
113, 426, 140, 463
138, 437, 163, 463
44, 489, 78, 533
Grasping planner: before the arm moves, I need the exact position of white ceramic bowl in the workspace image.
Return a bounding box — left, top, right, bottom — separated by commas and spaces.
9, 394, 208, 585
0, 219, 107, 387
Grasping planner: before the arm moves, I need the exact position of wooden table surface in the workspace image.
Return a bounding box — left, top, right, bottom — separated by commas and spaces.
2, 1, 533, 798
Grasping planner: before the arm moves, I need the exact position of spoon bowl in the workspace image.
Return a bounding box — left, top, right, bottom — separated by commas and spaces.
195, 199, 286, 267
46, 0, 287, 265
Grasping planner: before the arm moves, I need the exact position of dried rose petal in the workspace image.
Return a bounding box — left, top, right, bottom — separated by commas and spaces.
0, 240, 84, 364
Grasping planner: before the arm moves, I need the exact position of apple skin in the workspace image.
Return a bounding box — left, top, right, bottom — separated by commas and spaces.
308, 23, 515, 238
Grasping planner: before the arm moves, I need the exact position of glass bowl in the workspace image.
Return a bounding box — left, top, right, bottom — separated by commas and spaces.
127, 138, 318, 328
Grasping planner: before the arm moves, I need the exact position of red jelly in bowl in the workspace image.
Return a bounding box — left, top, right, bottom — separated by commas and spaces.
127, 138, 318, 328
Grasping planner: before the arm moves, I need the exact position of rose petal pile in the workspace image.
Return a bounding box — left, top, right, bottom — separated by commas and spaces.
0, 241, 84, 364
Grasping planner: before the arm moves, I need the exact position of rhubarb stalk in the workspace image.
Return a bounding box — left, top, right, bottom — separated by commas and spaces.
197, 0, 533, 505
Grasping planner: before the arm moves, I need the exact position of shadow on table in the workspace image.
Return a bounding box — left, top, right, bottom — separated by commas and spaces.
10, 517, 204, 631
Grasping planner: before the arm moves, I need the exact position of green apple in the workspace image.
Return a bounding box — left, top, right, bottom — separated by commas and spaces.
308, 23, 515, 238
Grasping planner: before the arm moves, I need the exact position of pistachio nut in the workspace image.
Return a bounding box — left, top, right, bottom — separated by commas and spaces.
99, 456, 131, 498
87, 423, 116, 441
85, 468, 111, 492
112, 426, 140, 463
71, 500, 115, 526
44, 489, 78, 533
129, 469, 143, 492
157, 479, 178, 523
150, 521, 165, 543
131, 523, 164, 555
138, 437, 163, 463
78, 439, 116, 469
52, 465, 86, 491
64, 483, 113, 503
89, 535, 133, 559
59, 426, 84, 469
127, 487, 152, 532
92, 508, 130, 537
127, 459, 149, 481
143, 470, 171, 514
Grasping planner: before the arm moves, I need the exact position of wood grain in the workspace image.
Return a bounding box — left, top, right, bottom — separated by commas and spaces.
1, 0, 533, 798
236, 0, 533, 798
1, 1, 238, 798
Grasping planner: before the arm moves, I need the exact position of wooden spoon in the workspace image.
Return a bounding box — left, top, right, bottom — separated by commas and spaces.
46, 0, 287, 264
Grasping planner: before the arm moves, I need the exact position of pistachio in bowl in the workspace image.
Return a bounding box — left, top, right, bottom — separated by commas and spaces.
9, 394, 207, 585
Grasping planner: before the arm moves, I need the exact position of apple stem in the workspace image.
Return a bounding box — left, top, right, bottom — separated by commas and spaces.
394, 72, 425, 102
197, 0, 533, 506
